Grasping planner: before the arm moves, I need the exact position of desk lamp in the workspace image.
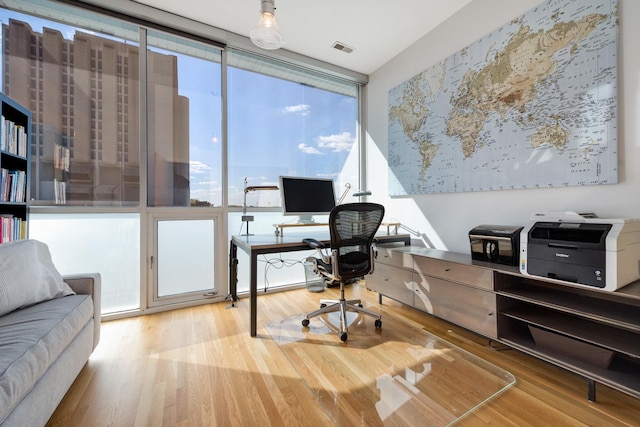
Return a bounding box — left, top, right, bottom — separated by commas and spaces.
336, 183, 351, 204
337, 184, 372, 203
242, 177, 279, 236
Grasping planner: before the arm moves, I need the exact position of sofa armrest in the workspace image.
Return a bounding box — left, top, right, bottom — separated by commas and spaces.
63, 273, 101, 350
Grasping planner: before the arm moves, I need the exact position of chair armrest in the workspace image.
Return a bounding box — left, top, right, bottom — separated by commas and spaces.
63, 273, 101, 349
303, 238, 325, 249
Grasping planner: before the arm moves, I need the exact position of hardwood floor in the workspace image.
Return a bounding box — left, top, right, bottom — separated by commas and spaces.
48, 282, 640, 426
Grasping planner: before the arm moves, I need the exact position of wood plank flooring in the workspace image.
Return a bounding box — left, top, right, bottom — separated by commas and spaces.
47, 282, 640, 426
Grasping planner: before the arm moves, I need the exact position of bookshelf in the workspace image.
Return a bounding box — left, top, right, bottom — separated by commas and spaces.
0, 93, 31, 243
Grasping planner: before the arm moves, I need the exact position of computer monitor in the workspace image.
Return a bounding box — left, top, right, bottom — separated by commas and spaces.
279, 176, 336, 224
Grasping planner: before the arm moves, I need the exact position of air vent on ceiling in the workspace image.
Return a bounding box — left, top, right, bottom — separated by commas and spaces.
331, 42, 354, 54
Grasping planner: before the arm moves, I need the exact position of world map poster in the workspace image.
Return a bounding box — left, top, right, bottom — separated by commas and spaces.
387, 0, 618, 196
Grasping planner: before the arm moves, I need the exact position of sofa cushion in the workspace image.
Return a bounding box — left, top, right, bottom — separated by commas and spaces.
0, 239, 75, 316
0, 294, 93, 423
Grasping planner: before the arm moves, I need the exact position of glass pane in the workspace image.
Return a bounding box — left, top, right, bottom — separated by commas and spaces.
227, 52, 359, 209
146, 30, 222, 207
29, 212, 141, 315
157, 219, 215, 297
0, 7, 141, 206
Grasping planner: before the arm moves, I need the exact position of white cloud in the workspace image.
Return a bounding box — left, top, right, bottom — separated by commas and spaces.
190, 160, 212, 174
298, 143, 322, 155
316, 132, 354, 152
283, 104, 310, 116
193, 180, 219, 186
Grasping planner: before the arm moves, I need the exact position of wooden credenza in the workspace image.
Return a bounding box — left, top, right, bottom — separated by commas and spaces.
367, 244, 640, 401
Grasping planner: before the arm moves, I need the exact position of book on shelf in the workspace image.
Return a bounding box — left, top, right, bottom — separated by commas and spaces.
0, 168, 27, 203
0, 116, 27, 157
0, 214, 25, 243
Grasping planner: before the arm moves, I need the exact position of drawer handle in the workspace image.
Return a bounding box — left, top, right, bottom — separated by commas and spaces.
444, 268, 451, 272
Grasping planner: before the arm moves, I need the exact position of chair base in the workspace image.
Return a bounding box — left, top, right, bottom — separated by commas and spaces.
301, 296, 382, 342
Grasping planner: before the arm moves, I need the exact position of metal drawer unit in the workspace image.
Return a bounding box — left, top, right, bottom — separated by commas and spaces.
414, 273, 497, 338
367, 262, 415, 306
368, 246, 497, 338
413, 256, 493, 291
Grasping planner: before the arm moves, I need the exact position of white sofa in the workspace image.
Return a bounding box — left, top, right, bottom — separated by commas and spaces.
0, 240, 101, 426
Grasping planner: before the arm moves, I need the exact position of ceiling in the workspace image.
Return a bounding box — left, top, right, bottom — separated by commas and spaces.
132, 0, 474, 75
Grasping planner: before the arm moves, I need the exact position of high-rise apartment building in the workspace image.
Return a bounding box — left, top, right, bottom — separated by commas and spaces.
2, 18, 189, 206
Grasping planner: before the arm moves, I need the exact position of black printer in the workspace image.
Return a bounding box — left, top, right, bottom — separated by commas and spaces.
469, 225, 523, 266
520, 212, 640, 291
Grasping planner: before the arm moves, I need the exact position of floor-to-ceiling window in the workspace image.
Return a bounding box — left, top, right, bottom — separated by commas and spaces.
144, 29, 224, 308
0, 0, 362, 317
227, 49, 360, 292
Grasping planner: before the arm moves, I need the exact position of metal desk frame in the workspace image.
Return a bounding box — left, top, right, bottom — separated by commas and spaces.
228, 232, 411, 336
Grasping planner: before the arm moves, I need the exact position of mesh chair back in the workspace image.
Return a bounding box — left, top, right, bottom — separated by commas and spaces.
329, 202, 385, 281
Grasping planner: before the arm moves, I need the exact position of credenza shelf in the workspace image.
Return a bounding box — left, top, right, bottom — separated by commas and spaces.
495, 270, 640, 400
495, 287, 640, 332
499, 334, 640, 399
501, 305, 640, 357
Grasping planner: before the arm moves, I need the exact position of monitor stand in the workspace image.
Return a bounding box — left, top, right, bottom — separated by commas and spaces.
273, 218, 329, 236
297, 215, 316, 224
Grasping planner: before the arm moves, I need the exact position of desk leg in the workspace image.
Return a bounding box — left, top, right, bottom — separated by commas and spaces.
250, 252, 258, 337
228, 241, 238, 303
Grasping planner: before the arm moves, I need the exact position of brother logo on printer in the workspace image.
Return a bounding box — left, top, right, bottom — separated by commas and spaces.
555, 253, 570, 258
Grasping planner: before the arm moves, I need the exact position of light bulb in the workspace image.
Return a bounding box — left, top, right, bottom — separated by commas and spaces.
250, 9, 286, 50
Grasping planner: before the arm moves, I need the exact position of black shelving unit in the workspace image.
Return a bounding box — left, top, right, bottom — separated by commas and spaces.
0, 93, 31, 243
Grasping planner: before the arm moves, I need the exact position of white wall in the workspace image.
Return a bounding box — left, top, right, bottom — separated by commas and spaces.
366, 0, 639, 254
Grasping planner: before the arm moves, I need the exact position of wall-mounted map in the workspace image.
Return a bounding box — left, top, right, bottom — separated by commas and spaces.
387, 0, 618, 195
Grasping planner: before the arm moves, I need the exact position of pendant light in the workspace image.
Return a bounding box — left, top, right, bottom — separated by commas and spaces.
250, 0, 286, 50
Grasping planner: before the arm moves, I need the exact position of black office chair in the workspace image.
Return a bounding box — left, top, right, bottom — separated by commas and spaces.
301, 202, 385, 342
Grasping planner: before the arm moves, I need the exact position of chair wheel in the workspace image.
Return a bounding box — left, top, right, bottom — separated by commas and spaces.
339, 332, 348, 342
375, 319, 382, 328
320, 303, 327, 308
301, 318, 310, 327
